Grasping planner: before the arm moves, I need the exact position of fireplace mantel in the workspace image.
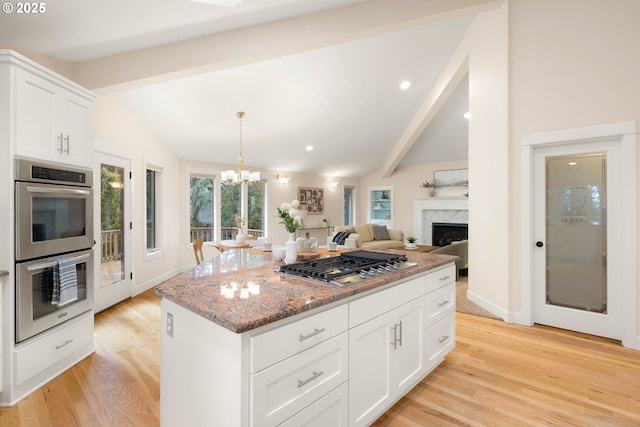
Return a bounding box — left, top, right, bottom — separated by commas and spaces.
413, 197, 469, 245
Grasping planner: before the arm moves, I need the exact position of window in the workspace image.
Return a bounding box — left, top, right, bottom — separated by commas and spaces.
219, 180, 266, 240
247, 180, 266, 236
344, 185, 355, 226
221, 181, 241, 240
146, 169, 156, 250
145, 165, 163, 253
189, 175, 215, 243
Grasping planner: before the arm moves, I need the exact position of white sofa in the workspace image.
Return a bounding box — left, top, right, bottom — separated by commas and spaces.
329, 224, 404, 250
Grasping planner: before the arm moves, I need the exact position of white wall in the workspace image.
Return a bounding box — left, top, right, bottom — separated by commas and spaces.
360, 160, 469, 238
362, 3, 510, 318
509, 0, 640, 335
465, 1, 510, 314
94, 96, 184, 295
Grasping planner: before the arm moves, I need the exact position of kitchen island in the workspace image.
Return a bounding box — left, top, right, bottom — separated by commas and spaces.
155, 249, 458, 427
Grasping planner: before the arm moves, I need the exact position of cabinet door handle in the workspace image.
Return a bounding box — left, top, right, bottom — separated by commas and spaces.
438, 299, 450, 306
299, 327, 325, 341
57, 133, 64, 153
438, 335, 450, 344
391, 322, 402, 349
439, 275, 451, 282
63, 135, 70, 154
390, 324, 398, 350
55, 339, 74, 350
297, 370, 324, 388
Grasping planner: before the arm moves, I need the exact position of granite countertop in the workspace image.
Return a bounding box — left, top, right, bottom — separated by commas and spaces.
155, 249, 458, 334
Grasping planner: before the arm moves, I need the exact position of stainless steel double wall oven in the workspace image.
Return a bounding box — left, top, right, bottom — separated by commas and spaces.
14, 158, 94, 343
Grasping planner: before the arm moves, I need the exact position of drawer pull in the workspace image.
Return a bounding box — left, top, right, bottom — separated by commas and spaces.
438, 335, 450, 344
438, 299, 450, 306
439, 275, 451, 281
299, 328, 325, 342
55, 339, 74, 350
297, 370, 324, 388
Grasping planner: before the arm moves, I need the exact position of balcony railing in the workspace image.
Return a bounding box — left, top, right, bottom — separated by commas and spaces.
100, 227, 265, 262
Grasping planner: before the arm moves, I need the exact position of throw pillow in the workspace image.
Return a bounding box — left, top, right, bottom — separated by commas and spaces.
373, 224, 390, 241
332, 228, 355, 245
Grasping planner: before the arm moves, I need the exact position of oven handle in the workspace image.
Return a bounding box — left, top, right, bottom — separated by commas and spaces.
26, 186, 90, 195
27, 253, 91, 271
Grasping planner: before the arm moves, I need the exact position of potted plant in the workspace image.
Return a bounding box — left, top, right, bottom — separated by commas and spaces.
420, 179, 435, 197
406, 236, 418, 249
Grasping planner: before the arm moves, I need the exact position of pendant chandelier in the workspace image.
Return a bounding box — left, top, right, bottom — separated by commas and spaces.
221, 111, 261, 183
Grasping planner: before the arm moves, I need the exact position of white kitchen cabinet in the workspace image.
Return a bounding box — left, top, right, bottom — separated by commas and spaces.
349, 296, 425, 427
278, 382, 348, 427
12, 56, 94, 166
159, 262, 457, 427
251, 333, 348, 427
14, 310, 94, 396
424, 265, 456, 371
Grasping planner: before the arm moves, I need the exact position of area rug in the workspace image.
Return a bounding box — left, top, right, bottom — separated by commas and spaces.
456, 276, 500, 319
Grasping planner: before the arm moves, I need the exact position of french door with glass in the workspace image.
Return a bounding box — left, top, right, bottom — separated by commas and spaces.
95, 152, 132, 312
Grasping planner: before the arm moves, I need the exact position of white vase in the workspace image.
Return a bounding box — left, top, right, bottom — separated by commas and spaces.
236, 230, 245, 243
285, 232, 297, 264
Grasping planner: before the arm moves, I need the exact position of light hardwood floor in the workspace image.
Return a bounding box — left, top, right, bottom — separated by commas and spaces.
1, 288, 639, 426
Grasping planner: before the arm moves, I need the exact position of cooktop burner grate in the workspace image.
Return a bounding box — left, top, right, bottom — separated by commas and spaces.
278, 250, 413, 286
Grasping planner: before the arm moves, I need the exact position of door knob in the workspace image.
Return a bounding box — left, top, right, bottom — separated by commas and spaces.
536, 241, 544, 248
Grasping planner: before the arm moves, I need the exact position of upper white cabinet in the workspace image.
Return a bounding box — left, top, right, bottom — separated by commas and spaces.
15, 67, 93, 165
368, 186, 394, 228
0, 50, 95, 167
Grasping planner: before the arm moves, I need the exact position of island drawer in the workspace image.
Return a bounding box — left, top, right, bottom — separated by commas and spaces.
349, 275, 425, 328
278, 382, 348, 427
425, 312, 456, 371
425, 264, 455, 293
250, 332, 349, 427
251, 304, 348, 373
426, 282, 455, 326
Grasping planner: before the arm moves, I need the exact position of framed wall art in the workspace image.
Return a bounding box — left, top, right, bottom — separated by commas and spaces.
434, 168, 469, 197
297, 187, 324, 214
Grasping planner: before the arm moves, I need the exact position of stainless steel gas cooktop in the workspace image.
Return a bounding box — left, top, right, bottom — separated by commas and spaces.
278, 250, 418, 287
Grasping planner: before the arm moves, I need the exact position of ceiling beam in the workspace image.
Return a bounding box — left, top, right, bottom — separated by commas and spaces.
380, 45, 470, 178
71, 0, 496, 93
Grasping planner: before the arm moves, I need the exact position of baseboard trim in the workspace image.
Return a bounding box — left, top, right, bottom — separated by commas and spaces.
133, 266, 187, 296
466, 289, 507, 321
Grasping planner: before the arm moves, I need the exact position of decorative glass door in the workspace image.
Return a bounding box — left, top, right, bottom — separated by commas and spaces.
533, 140, 621, 340
545, 153, 606, 312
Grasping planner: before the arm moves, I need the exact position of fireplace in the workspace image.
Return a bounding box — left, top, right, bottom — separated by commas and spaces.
432, 222, 468, 246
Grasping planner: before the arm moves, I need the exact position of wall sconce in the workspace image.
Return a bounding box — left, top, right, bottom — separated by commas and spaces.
275, 174, 291, 185
329, 181, 339, 190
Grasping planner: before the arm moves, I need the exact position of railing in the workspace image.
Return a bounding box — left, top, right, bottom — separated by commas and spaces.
100, 227, 265, 262
192, 227, 264, 241
102, 230, 123, 262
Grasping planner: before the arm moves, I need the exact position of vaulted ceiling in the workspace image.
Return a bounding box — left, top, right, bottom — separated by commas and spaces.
0, 0, 486, 177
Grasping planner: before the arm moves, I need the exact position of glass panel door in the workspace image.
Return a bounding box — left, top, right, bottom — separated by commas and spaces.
545, 153, 606, 313
101, 163, 125, 287
95, 152, 131, 313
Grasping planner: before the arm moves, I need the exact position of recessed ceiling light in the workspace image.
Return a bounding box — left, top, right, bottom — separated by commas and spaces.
568, 162, 577, 166
305, 145, 314, 151
400, 81, 411, 90
464, 112, 471, 119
